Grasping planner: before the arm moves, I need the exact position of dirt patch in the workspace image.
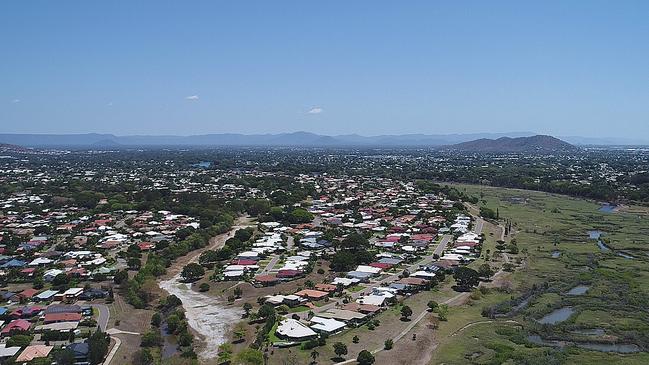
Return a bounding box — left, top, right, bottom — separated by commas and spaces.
110, 293, 153, 365
374, 322, 438, 365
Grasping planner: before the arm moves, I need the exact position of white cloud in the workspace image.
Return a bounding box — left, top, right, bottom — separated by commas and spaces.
307, 107, 323, 114
11, 99, 20, 103
185, 95, 199, 101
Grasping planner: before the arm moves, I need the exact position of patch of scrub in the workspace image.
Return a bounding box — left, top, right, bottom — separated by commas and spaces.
528, 335, 640, 353
159, 273, 242, 360
571, 328, 605, 336
538, 307, 575, 324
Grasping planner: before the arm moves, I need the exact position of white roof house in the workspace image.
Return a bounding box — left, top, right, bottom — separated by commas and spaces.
265, 294, 304, 306
355, 265, 382, 274
63, 288, 84, 297
237, 251, 260, 259
440, 253, 464, 261
29, 257, 53, 266
43, 269, 64, 281
223, 270, 244, 278
309, 316, 345, 334
356, 294, 388, 306
35, 322, 79, 332
261, 222, 281, 229
0, 344, 21, 359
411, 271, 437, 279
319, 309, 367, 322
276, 319, 317, 340
34, 290, 59, 301
332, 277, 360, 287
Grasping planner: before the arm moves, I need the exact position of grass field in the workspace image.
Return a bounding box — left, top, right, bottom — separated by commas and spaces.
428, 184, 649, 364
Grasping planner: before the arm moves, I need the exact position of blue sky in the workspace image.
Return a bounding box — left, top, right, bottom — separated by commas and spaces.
1, 1, 648, 137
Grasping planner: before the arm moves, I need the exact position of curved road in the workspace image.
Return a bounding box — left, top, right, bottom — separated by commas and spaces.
90, 303, 110, 332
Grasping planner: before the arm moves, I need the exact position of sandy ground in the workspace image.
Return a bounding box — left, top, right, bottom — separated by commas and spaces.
159, 275, 243, 360
158, 216, 254, 360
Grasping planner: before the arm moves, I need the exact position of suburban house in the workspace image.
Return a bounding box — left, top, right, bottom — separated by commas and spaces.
275, 319, 317, 341
309, 316, 346, 334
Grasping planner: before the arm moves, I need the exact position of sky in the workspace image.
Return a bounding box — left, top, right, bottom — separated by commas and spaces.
1, 1, 649, 138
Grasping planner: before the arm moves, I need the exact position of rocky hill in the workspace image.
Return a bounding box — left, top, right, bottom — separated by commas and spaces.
448, 135, 578, 153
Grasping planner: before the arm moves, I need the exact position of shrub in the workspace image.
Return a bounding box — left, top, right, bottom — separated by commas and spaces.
384, 339, 393, 350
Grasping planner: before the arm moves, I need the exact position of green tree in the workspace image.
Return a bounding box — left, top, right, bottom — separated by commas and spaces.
479, 207, 497, 219
54, 349, 76, 365
400, 305, 413, 320
235, 348, 264, 365
478, 263, 494, 278
257, 304, 276, 319
151, 312, 162, 327
438, 304, 449, 321
217, 343, 233, 364
453, 267, 480, 290
7, 334, 33, 347
133, 348, 154, 365
357, 350, 375, 365
333, 342, 348, 359
88, 331, 111, 365
233, 286, 243, 298
243, 302, 253, 317
310, 349, 320, 364
427, 300, 439, 312
52, 273, 70, 289
289, 208, 314, 223
181, 263, 205, 282
384, 338, 393, 350
140, 331, 163, 347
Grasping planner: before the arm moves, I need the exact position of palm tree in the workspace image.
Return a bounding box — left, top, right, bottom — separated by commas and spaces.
310, 349, 320, 364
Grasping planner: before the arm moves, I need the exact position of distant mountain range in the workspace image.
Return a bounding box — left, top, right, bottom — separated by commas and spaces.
445, 135, 578, 153
0, 143, 31, 153
0, 131, 644, 148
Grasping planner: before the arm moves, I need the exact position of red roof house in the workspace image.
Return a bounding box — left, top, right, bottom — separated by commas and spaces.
44, 312, 83, 323
1, 319, 31, 335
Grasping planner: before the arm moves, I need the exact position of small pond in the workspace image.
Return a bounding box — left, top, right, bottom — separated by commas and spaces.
567, 285, 589, 296
617, 251, 635, 259
551, 251, 561, 258
578, 343, 640, 353
193, 161, 212, 168
596, 240, 611, 252
161, 323, 179, 359
538, 307, 575, 324
599, 204, 617, 213
588, 230, 603, 240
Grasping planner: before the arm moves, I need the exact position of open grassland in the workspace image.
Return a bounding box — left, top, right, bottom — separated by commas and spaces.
430, 184, 649, 364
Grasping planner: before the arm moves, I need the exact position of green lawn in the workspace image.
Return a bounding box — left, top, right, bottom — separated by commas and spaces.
347, 285, 365, 293
287, 305, 310, 313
